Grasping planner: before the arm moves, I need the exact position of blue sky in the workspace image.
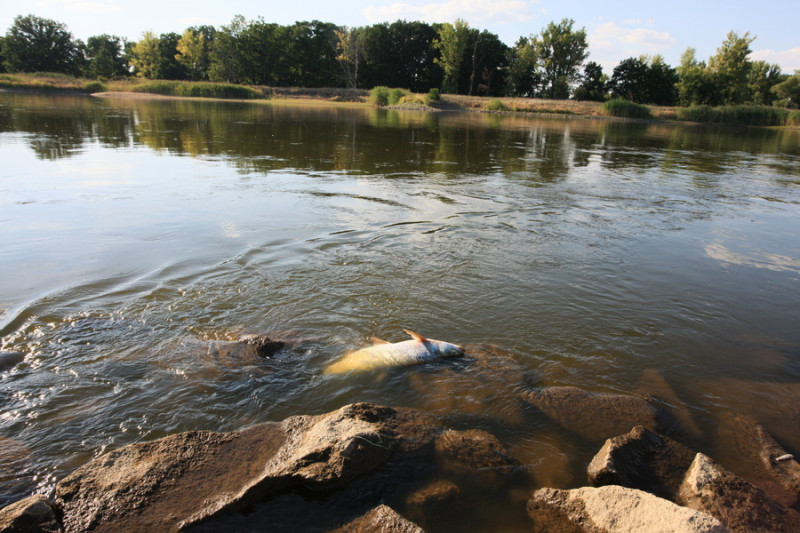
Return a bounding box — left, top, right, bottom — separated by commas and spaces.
2, 0, 799, 73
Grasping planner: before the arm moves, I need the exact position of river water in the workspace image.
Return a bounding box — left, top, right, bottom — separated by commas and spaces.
1, 92, 799, 527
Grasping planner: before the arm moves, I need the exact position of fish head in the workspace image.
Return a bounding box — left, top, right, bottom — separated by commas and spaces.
430, 339, 465, 358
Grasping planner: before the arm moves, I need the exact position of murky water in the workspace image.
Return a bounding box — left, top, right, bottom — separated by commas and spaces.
1, 92, 799, 528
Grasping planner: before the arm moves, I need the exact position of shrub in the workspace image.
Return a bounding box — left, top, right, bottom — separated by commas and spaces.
369, 86, 390, 106
388, 88, 407, 105
427, 88, 441, 101
603, 98, 652, 119
130, 81, 259, 99
83, 81, 107, 93
677, 105, 790, 126
485, 99, 508, 111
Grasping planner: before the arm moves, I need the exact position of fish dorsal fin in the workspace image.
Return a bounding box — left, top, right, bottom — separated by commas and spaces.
370, 337, 390, 345
403, 329, 428, 343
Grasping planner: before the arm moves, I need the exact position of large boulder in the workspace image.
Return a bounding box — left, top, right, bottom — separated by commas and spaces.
52, 402, 526, 532
678, 452, 800, 533
0, 494, 61, 533
55, 403, 398, 532
528, 485, 729, 533
521, 386, 661, 443
587, 426, 697, 500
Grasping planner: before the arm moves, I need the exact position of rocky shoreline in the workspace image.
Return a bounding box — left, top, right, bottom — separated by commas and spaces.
2, 338, 799, 532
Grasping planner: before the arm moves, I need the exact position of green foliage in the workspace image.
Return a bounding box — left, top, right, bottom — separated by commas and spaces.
369, 86, 390, 105
677, 105, 791, 126
175, 29, 208, 81
748, 61, 785, 105
484, 99, 507, 111
771, 74, 800, 106
3, 14, 82, 75
130, 31, 161, 78
533, 18, 588, 99
603, 98, 652, 119
506, 37, 539, 97
608, 55, 678, 105
708, 31, 755, 105
84, 34, 128, 79
434, 19, 470, 94
82, 80, 107, 93
388, 88, 408, 105
131, 80, 260, 99
573, 61, 607, 101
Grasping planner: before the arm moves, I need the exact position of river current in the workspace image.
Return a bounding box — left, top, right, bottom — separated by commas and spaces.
1, 92, 799, 528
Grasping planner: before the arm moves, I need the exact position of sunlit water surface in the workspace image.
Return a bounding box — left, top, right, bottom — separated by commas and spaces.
1, 93, 799, 528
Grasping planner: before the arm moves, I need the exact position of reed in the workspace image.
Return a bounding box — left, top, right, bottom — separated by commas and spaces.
677, 104, 792, 126
602, 98, 653, 119
130, 80, 261, 99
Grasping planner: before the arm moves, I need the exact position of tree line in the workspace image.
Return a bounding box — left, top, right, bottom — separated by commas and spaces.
2, 14, 798, 106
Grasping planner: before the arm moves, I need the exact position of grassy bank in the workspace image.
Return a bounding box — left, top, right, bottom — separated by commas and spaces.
3, 73, 799, 127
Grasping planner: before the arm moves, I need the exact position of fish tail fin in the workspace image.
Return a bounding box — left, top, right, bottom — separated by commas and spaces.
403, 329, 428, 342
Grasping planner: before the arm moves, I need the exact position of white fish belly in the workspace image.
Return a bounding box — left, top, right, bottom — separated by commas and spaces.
324, 341, 431, 374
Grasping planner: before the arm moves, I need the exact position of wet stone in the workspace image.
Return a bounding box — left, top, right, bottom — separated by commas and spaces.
521, 386, 661, 444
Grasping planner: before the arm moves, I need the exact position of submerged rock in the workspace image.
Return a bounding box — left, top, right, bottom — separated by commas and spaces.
587, 425, 697, 500
528, 485, 729, 533
521, 386, 661, 443
0, 494, 61, 533
0, 352, 25, 372
678, 452, 800, 533
715, 411, 800, 510
638, 368, 703, 440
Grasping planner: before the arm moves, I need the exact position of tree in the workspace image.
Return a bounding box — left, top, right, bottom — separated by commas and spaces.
130, 31, 161, 78
534, 18, 588, 99
609, 55, 678, 105
176, 29, 206, 80
84, 34, 128, 79
461, 29, 508, 96
676, 47, 718, 106
573, 61, 606, 101
506, 37, 539, 97
209, 16, 247, 83
747, 60, 784, 105
2, 14, 82, 74
708, 31, 755, 105
335, 27, 362, 88
771, 72, 800, 107
434, 19, 470, 93
156, 32, 186, 79
359, 21, 441, 92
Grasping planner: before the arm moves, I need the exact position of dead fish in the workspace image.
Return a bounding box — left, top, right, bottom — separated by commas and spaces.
323, 329, 464, 375
775, 454, 794, 462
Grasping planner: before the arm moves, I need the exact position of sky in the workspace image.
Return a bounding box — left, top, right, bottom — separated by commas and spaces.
2, 0, 799, 74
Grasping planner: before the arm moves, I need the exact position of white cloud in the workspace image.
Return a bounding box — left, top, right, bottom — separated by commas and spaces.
588, 21, 675, 71
751, 47, 800, 73
364, 0, 534, 26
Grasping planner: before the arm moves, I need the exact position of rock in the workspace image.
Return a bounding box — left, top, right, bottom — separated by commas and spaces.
205, 334, 285, 360
587, 426, 697, 500
0, 494, 62, 533
0, 352, 24, 372
55, 403, 397, 532
678, 452, 800, 533
715, 411, 800, 510
638, 368, 703, 439
406, 343, 529, 425
435, 428, 523, 487
0, 438, 34, 509
54, 403, 527, 532
333, 505, 423, 533
528, 485, 730, 533
403, 479, 460, 524
694, 378, 800, 452
521, 386, 661, 443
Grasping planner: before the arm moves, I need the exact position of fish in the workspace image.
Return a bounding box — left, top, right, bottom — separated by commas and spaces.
323, 329, 464, 374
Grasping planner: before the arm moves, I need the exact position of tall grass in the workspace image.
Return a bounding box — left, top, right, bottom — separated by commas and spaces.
677, 104, 794, 126
130, 80, 261, 99
602, 98, 653, 119
369, 86, 411, 106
